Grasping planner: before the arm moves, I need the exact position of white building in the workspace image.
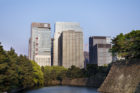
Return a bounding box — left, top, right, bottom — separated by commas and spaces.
53, 22, 83, 67
28, 22, 51, 66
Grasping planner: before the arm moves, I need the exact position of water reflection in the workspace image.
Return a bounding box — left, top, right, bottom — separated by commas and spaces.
25, 86, 99, 93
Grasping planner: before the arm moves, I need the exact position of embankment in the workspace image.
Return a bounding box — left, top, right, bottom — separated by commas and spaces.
47, 77, 104, 88
98, 59, 140, 93
61, 77, 102, 87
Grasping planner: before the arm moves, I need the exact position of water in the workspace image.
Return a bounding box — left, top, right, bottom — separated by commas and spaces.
25, 86, 99, 93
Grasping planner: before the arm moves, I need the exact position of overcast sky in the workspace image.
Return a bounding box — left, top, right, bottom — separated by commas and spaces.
0, 0, 140, 55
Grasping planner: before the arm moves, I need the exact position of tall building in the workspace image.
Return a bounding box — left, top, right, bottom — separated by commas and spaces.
58, 30, 84, 68
28, 22, 51, 66
53, 22, 83, 66
89, 36, 112, 66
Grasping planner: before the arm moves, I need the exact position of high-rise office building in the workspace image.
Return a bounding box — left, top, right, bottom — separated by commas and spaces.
89, 36, 112, 66
28, 22, 51, 66
53, 22, 83, 66
58, 30, 84, 68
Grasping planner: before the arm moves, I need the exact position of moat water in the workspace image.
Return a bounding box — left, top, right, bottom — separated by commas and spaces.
24, 86, 99, 93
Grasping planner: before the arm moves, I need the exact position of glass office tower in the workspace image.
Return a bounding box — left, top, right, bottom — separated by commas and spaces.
29, 22, 51, 66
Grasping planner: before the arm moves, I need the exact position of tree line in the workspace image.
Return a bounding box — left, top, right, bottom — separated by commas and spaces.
0, 43, 44, 92
0, 42, 109, 92
41, 64, 111, 87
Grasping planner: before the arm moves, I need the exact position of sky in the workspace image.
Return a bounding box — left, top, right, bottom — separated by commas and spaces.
0, 0, 140, 55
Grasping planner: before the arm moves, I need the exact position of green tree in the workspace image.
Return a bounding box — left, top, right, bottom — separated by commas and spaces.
31, 61, 44, 86
111, 30, 140, 59
42, 66, 67, 85
17, 55, 34, 88
6, 48, 19, 89
0, 43, 10, 91
0, 43, 45, 92
66, 65, 84, 79
86, 64, 98, 77
57, 70, 67, 81
17, 55, 44, 88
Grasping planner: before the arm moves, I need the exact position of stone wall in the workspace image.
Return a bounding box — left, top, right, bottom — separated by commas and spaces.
98, 59, 140, 93
47, 77, 103, 88
62, 78, 88, 86
47, 80, 61, 86
61, 77, 103, 88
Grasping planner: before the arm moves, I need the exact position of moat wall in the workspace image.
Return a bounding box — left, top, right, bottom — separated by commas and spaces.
48, 74, 104, 88
47, 77, 103, 88
98, 59, 140, 93
61, 77, 103, 87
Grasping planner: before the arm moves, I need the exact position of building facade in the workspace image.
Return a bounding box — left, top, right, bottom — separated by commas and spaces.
89, 36, 112, 66
28, 22, 51, 66
51, 38, 54, 66
58, 30, 84, 68
53, 22, 83, 66
84, 51, 89, 68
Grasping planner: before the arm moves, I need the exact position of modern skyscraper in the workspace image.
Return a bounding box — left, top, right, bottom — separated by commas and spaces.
28, 22, 51, 66
89, 36, 112, 66
58, 30, 84, 68
53, 22, 83, 66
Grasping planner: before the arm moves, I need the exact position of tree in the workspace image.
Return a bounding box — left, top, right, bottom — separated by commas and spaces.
0, 43, 10, 91
17, 55, 44, 88
6, 48, 19, 90
42, 66, 67, 85
31, 61, 44, 86
0, 43, 44, 92
111, 30, 140, 59
17, 55, 34, 88
66, 65, 84, 79
86, 64, 98, 77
